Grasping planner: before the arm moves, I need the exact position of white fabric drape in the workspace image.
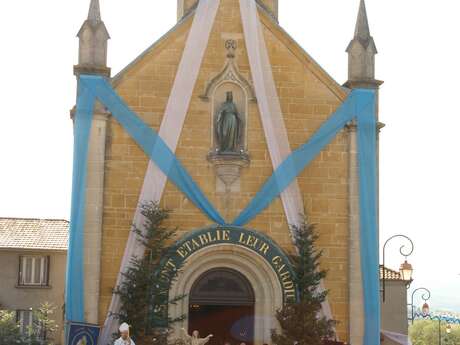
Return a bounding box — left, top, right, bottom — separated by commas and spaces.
98, 1, 338, 342
98, 1, 220, 343
238, 0, 333, 321
382, 330, 412, 345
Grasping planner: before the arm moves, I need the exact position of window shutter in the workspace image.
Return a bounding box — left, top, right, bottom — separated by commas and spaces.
25, 257, 32, 284
33, 257, 41, 284
45, 256, 50, 286
18, 256, 23, 285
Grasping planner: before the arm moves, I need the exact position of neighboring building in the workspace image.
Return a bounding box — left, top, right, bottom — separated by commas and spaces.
0, 218, 68, 344
380, 266, 410, 345
72, 0, 384, 344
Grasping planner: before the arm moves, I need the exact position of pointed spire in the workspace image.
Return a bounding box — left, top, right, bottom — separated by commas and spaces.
345, 0, 382, 89
347, 0, 377, 53
74, 0, 110, 77
87, 0, 102, 24
354, 0, 371, 43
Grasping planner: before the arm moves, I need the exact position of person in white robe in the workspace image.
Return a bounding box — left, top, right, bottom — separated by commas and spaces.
114, 323, 135, 345
181, 328, 213, 345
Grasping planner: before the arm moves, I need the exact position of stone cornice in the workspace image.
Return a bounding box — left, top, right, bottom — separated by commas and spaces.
343, 79, 384, 90
74, 65, 111, 78
346, 120, 385, 132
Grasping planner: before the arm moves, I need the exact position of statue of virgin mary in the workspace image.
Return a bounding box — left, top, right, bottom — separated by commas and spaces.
215, 91, 243, 153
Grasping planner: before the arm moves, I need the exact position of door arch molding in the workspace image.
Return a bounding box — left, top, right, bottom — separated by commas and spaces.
169, 244, 283, 345
189, 268, 255, 306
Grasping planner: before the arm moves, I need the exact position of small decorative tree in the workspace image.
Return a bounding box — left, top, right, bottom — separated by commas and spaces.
31, 302, 59, 345
114, 202, 185, 345
271, 218, 336, 345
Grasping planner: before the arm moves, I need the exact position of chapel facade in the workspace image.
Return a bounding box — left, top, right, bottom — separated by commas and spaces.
73, 1, 381, 344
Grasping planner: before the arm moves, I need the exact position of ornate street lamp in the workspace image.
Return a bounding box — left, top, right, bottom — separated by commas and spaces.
422, 302, 430, 316
400, 260, 414, 282
446, 324, 452, 334
409, 287, 431, 324
437, 320, 454, 345
381, 234, 414, 302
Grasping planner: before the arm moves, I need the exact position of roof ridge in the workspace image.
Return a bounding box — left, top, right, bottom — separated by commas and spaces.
0, 217, 69, 223
0, 218, 69, 251
379, 264, 400, 274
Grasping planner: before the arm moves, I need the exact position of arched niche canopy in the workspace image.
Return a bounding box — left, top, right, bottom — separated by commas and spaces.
201, 39, 256, 152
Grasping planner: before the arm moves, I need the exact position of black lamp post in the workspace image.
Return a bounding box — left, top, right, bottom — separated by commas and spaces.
381, 234, 414, 302
437, 319, 453, 345
408, 287, 431, 324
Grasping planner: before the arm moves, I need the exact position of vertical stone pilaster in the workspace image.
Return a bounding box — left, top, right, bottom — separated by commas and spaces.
345, 2, 382, 342
83, 108, 109, 324
75, 1, 110, 323
348, 122, 364, 345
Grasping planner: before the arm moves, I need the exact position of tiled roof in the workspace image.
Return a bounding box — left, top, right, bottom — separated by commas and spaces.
380, 265, 402, 281
0, 218, 69, 251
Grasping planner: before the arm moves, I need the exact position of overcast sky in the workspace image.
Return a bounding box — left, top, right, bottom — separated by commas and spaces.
0, 0, 459, 313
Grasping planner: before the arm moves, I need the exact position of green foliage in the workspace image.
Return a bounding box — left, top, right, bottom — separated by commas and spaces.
31, 302, 59, 345
0, 303, 58, 345
114, 202, 185, 343
271, 219, 336, 345
410, 320, 460, 345
0, 310, 28, 345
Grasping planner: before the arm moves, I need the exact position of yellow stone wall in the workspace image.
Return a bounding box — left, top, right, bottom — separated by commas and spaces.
100, 0, 350, 340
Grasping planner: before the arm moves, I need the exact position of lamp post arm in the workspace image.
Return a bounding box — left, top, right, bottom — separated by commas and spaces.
382, 234, 414, 303
410, 287, 431, 324
383, 234, 414, 258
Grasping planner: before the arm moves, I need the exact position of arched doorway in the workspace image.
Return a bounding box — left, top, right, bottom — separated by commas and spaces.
169, 243, 284, 345
189, 268, 255, 345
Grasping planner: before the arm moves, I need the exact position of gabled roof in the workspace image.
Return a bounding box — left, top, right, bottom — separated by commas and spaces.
0, 218, 69, 251
112, 3, 348, 101
379, 265, 403, 281
257, 9, 348, 100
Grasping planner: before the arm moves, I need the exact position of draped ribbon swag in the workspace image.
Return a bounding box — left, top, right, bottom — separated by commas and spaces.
67, 1, 380, 345
238, 0, 333, 321
97, 0, 221, 343
66, 85, 96, 323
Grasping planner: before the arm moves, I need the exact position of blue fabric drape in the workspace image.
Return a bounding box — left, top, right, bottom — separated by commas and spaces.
80, 75, 226, 225
69, 75, 379, 344
356, 91, 380, 345
232, 89, 379, 345
66, 85, 95, 323
232, 92, 357, 226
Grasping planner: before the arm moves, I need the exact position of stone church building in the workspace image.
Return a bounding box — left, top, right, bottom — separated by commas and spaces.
73, 0, 381, 344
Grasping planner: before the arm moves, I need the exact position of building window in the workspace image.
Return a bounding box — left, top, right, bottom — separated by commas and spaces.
16, 310, 33, 335
16, 309, 44, 339
18, 256, 49, 286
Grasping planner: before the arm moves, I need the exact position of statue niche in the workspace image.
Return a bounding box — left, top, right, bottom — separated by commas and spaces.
207, 85, 249, 197
204, 39, 252, 202
215, 91, 244, 153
